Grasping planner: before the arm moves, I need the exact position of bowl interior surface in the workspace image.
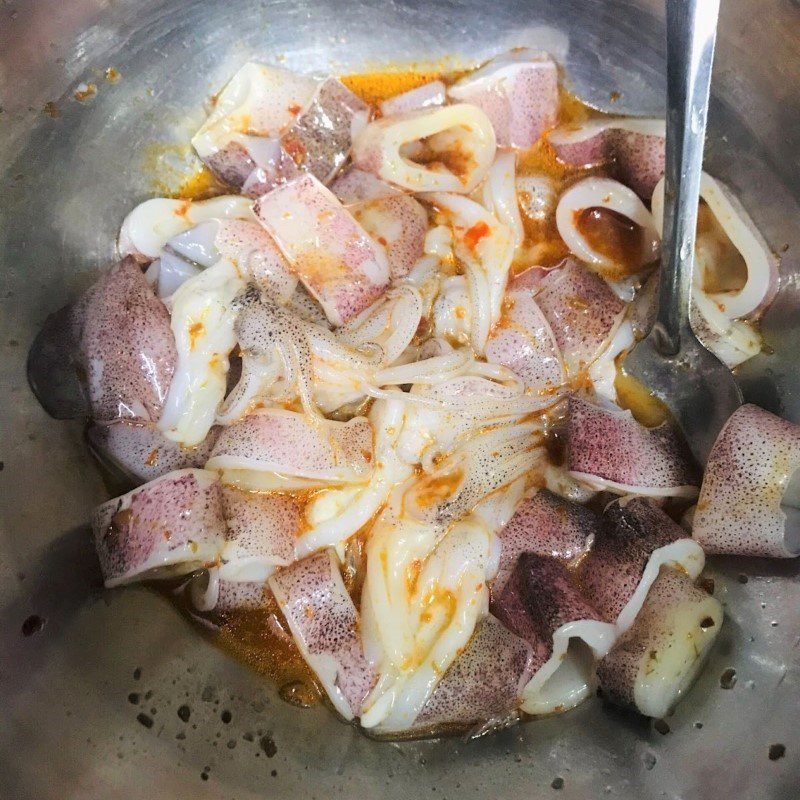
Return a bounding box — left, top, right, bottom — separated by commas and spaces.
1, 1, 799, 798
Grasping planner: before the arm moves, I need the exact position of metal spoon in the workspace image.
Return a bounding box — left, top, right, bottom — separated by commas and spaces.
623, 0, 741, 466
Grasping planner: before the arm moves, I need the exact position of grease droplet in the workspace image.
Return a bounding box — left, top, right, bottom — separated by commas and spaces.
720, 668, 737, 689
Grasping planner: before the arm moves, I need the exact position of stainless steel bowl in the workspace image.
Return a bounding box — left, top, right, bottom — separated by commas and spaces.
1, 1, 798, 797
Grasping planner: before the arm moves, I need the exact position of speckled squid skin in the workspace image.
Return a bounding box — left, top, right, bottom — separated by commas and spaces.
692, 404, 800, 557
581, 497, 690, 622
411, 615, 534, 732
493, 490, 599, 596
596, 567, 721, 715
92, 468, 226, 586
527, 259, 625, 375
268, 550, 376, 720
77, 256, 177, 423
566, 395, 699, 495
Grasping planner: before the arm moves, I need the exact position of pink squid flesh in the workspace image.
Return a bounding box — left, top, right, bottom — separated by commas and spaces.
493, 489, 600, 596
254, 174, 391, 326
580, 496, 705, 631
330, 167, 400, 205
448, 49, 558, 148
268, 549, 376, 720
410, 615, 534, 734
566, 395, 700, 497
379, 80, 446, 117
92, 468, 226, 587
691, 404, 800, 558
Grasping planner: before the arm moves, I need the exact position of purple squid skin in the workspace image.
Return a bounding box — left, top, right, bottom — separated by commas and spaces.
580, 497, 688, 623
77, 256, 177, 423
268, 550, 376, 719
493, 489, 599, 596
92, 469, 226, 586
411, 615, 535, 733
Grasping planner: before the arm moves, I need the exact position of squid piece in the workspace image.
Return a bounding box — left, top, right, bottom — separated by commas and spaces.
92, 468, 226, 587
548, 118, 665, 199
218, 486, 300, 580
427, 193, 515, 352
78, 257, 177, 423
555, 177, 660, 281
157, 259, 244, 446
651, 173, 779, 320
492, 555, 617, 716
482, 152, 524, 249
379, 80, 446, 117
691, 404, 800, 558
268, 549, 376, 720
191, 63, 318, 189
254, 174, 391, 326
205, 408, 374, 490
279, 77, 370, 184
493, 489, 599, 595
330, 167, 400, 205
119, 196, 254, 259
410, 614, 534, 734
432, 275, 470, 345
87, 420, 219, 485
296, 396, 414, 558
516, 174, 557, 223
484, 287, 566, 396
351, 104, 496, 193
566, 395, 700, 498
581, 496, 705, 632
351, 194, 429, 280
448, 49, 558, 148
596, 567, 722, 718
532, 258, 626, 374
190, 573, 269, 613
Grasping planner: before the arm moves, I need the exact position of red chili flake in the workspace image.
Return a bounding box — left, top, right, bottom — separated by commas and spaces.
463, 220, 490, 251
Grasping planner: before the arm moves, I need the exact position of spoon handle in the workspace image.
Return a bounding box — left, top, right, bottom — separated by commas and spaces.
654, 0, 720, 355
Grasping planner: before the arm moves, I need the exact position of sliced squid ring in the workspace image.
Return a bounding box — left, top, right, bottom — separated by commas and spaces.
269, 549, 376, 720
92, 468, 226, 588
651, 173, 779, 319
555, 177, 660, 280
581, 496, 705, 633
351, 104, 496, 193
596, 567, 722, 718
118, 196, 253, 260
565, 395, 700, 498
491, 554, 616, 716
691, 404, 800, 558
548, 118, 665, 199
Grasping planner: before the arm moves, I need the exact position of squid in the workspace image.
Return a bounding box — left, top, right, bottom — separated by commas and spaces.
254, 174, 391, 326
650, 172, 778, 367
219, 283, 423, 421
492, 555, 617, 716
493, 489, 599, 595
548, 118, 665, 199
484, 286, 566, 396
77, 256, 177, 423
351, 104, 496, 193
691, 404, 800, 558
350, 194, 429, 280
205, 408, 374, 490
566, 395, 700, 498
426, 193, 515, 353
87, 419, 219, 485
268, 549, 377, 720
555, 177, 661, 281
528, 258, 626, 375
482, 152, 524, 249
330, 166, 400, 205
410, 614, 534, 734
580, 496, 705, 633
379, 80, 446, 116
92, 468, 227, 587
597, 567, 722, 718
448, 49, 558, 149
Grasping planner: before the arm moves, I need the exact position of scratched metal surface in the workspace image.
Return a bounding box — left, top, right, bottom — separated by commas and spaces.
0, 1, 798, 798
